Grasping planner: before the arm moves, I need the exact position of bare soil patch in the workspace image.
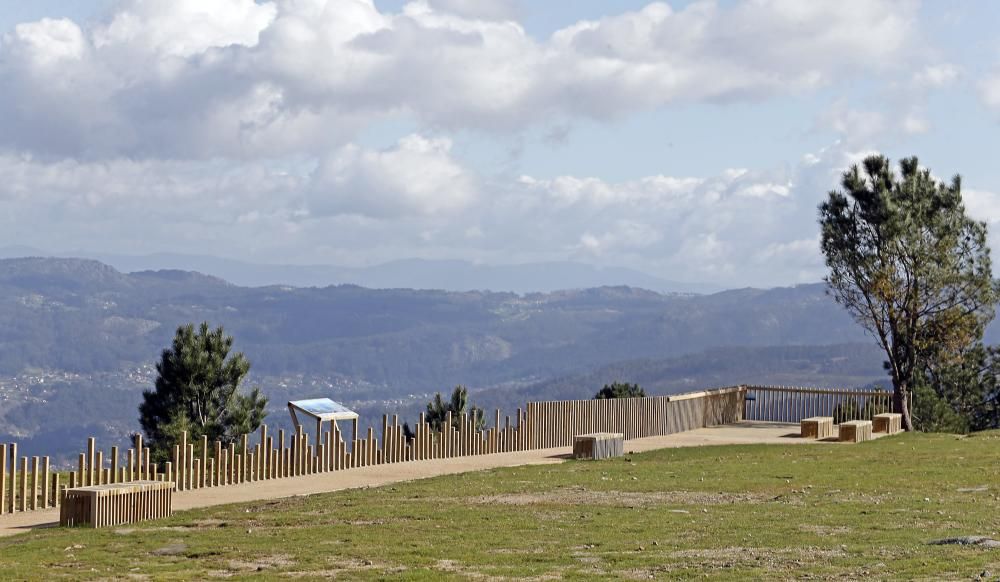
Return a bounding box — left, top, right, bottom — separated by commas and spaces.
465, 487, 767, 507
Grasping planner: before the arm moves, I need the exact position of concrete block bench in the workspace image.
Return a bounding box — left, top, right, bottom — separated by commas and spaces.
573, 433, 624, 460
873, 413, 902, 434
61, 480, 173, 528
800, 417, 834, 439
838, 420, 873, 443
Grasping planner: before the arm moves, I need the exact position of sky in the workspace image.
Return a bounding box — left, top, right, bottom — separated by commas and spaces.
1, 0, 999, 288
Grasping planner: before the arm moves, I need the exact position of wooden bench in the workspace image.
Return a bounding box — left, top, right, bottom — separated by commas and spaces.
873, 413, 902, 434
800, 417, 834, 439
573, 433, 624, 460
838, 420, 873, 443
60, 480, 173, 528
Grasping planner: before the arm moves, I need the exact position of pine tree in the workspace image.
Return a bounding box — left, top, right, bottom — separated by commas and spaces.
594, 381, 645, 399
139, 322, 268, 461
405, 385, 485, 439
819, 155, 998, 430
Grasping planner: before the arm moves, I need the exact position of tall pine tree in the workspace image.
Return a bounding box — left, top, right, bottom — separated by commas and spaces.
139, 322, 267, 461
819, 155, 998, 430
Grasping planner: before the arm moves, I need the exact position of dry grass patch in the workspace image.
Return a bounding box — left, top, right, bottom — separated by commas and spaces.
465, 487, 767, 507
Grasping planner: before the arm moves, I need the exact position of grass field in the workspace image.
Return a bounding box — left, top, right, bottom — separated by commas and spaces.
1, 431, 999, 580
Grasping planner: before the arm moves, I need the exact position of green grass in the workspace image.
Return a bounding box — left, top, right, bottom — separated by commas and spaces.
2, 432, 1000, 580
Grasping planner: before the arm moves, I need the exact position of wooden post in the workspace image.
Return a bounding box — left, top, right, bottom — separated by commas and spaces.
368, 427, 376, 466
51, 472, 60, 508
19, 457, 28, 512
495, 409, 502, 452
93, 451, 103, 486
200, 435, 208, 487
109, 446, 119, 485
134, 434, 144, 480
259, 425, 268, 481
28, 456, 39, 510
84, 438, 95, 487
241, 434, 249, 482
186, 444, 195, 490
214, 441, 223, 486
266, 436, 275, 479
324, 431, 332, 472
417, 413, 425, 461
171, 445, 180, 489
179, 431, 187, 489
0, 443, 7, 515
77, 453, 86, 494
292, 427, 301, 476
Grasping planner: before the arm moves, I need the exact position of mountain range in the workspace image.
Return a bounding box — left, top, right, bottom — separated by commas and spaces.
0, 246, 716, 294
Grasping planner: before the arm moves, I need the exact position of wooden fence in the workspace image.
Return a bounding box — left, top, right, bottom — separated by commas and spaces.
0, 384, 902, 517
528, 386, 744, 449
742, 385, 908, 424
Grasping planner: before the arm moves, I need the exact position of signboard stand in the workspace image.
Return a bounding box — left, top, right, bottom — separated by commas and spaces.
287, 399, 360, 451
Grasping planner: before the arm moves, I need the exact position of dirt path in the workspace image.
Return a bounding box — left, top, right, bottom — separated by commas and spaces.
0, 422, 813, 537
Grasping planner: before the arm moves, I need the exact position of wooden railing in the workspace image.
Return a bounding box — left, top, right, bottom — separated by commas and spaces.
0, 384, 903, 518
529, 386, 744, 449
742, 385, 906, 424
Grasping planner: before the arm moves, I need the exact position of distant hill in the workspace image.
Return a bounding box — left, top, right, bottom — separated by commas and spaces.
475, 343, 889, 408
0, 248, 716, 294
1, 256, 996, 389
0, 257, 879, 386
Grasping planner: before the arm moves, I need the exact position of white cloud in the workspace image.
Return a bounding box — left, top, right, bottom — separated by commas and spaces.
0, 0, 920, 159
93, 0, 277, 58
979, 72, 1000, 110
309, 134, 478, 219
1, 1, 979, 290
0, 139, 869, 286
900, 110, 930, 134
912, 63, 960, 89
423, 0, 520, 21
964, 189, 1000, 224
7, 137, 989, 288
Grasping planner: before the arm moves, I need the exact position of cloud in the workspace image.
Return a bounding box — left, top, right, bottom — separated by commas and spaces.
309, 134, 478, 218
0, 139, 867, 285
979, 72, 1000, 110
423, 0, 520, 21
912, 63, 960, 89
93, 0, 276, 58
0, 0, 920, 159
7, 135, 990, 287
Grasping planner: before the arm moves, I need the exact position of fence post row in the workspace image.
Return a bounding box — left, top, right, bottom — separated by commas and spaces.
0, 385, 903, 515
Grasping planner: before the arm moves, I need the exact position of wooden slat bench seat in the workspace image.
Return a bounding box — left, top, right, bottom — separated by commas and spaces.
873, 413, 902, 434
573, 433, 624, 460
838, 420, 873, 443
60, 480, 173, 528
800, 417, 834, 439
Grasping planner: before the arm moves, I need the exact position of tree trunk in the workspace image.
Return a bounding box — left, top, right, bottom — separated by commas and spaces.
894, 388, 914, 431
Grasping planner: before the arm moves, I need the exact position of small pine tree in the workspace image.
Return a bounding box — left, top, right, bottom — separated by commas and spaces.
139, 322, 267, 462
594, 382, 645, 399
405, 385, 485, 438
